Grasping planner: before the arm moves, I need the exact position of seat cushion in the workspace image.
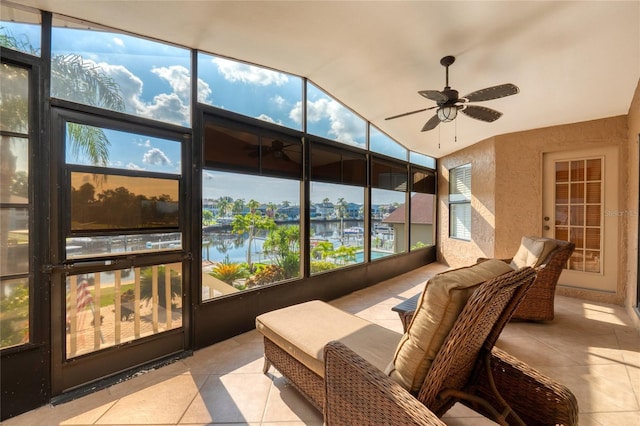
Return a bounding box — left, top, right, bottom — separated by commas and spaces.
256, 300, 402, 378
385, 259, 514, 392
510, 236, 558, 270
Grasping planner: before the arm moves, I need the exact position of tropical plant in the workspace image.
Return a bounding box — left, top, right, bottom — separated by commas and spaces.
209, 257, 248, 285
331, 245, 358, 265
311, 241, 334, 260
231, 200, 276, 271
263, 225, 300, 279
245, 264, 285, 288
310, 260, 338, 274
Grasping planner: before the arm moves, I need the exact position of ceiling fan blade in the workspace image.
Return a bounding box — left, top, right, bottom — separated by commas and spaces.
461, 105, 503, 122
421, 114, 441, 132
419, 90, 448, 102
385, 108, 428, 120
463, 83, 519, 102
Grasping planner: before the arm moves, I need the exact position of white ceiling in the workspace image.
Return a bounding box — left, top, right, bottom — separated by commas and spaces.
9, 0, 640, 158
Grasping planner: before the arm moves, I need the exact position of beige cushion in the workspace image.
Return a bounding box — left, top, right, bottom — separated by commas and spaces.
256, 300, 402, 377
385, 259, 513, 392
510, 236, 558, 270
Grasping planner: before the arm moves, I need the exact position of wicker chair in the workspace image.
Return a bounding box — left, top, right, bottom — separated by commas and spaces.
479, 238, 575, 321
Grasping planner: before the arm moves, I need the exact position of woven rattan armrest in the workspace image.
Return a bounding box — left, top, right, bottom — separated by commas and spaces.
468, 347, 579, 426
324, 341, 446, 426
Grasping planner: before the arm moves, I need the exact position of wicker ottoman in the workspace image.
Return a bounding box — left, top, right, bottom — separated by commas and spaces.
256, 300, 402, 411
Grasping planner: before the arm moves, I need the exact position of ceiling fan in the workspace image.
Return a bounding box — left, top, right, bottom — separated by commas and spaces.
246, 139, 295, 161
385, 55, 519, 131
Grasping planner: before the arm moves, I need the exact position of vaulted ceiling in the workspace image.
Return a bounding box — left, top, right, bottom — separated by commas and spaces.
9, 0, 640, 158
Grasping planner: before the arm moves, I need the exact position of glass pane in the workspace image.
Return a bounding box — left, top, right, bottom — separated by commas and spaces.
555, 227, 568, 241
555, 183, 568, 204
70, 172, 179, 231
585, 250, 600, 273
0, 63, 29, 134
410, 193, 435, 249
586, 205, 601, 227
204, 123, 260, 172
450, 203, 471, 240
202, 171, 301, 300
570, 182, 584, 204
555, 161, 569, 182
372, 188, 406, 258
449, 164, 471, 202
585, 228, 600, 250
0, 5, 41, 56
310, 182, 364, 274
66, 232, 182, 259
410, 151, 436, 169
0, 277, 30, 349
66, 123, 181, 173
586, 159, 602, 181
52, 17, 191, 127
570, 160, 584, 181
569, 249, 584, 271
197, 53, 303, 131
306, 82, 366, 148
0, 136, 29, 202
371, 159, 407, 191
570, 205, 584, 226
369, 126, 407, 161
260, 136, 302, 178
0, 208, 29, 275
65, 264, 183, 358
570, 227, 584, 248
310, 143, 366, 185
586, 182, 601, 203
555, 205, 568, 226
411, 169, 436, 194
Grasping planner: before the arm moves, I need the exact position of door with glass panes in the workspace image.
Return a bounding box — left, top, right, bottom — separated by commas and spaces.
542, 146, 619, 292
49, 109, 189, 394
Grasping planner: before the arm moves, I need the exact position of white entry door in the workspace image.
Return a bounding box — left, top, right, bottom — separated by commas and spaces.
542, 146, 618, 292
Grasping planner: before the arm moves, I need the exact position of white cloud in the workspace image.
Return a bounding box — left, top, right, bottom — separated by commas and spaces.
126, 162, 144, 170
197, 78, 212, 103
151, 65, 190, 103
91, 60, 189, 126
293, 98, 364, 145
256, 114, 279, 125
112, 37, 125, 47
143, 147, 171, 166
214, 57, 288, 86
271, 95, 286, 108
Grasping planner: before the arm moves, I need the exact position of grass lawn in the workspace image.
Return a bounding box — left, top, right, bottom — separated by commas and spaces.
97, 283, 135, 308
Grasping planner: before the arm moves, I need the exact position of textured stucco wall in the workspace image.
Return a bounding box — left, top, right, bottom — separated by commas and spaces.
438, 114, 630, 304
438, 138, 496, 267
626, 79, 640, 328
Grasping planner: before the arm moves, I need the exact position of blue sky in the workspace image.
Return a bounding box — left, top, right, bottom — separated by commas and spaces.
3, 18, 433, 203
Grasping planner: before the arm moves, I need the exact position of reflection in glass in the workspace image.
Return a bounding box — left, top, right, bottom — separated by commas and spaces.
0, 277, 29, 349
52, 17, 191, 126
198, 53, 303, 130
370, 126, 407, 161
66, 232, 182, 259
65, 264, 183, 358
309, 182, 365, 274
70, 172, 179, 231
0, 63, 29, 134
410, 193, 435, 249
66, 123, 181, 174
0, 208, 29, 275
0, 137, 28, 202
0, 5, 41, 56
371, 188, 406, 258
306, 82, 366, 148
201, 171, 301, 300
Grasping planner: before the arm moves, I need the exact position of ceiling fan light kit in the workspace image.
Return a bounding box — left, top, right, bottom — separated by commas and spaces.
386, 55, 519, 132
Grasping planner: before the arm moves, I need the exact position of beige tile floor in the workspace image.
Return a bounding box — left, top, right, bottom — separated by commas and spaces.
5, 263, 640, 425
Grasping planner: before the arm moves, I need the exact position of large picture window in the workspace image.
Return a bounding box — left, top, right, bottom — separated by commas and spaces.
449, 164, 471, 240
